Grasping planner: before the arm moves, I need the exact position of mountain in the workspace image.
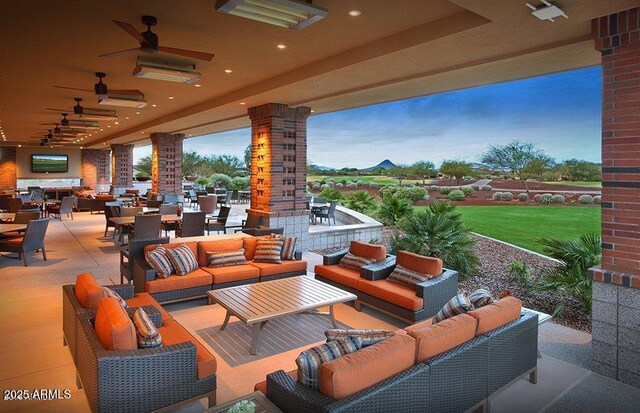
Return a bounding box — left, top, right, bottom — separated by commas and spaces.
360, 159, 396, 172
309, 164, 334, 171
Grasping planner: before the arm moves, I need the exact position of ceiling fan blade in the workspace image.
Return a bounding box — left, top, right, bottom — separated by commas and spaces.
39, 123, 57, 125
108, 89, 144, 96
112, 20, 145, 43
46, 108, 70, 112
54, 85, 93, 92
99, 47, 139, 58
157, 46, 215, 62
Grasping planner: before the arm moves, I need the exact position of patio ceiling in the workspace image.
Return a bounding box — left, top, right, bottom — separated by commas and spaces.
0, 0, 637, 149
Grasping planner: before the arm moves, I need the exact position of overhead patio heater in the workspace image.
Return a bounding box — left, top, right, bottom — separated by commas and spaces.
215, 0, 327, 30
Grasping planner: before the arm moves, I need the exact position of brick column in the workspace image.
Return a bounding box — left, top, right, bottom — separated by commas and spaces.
82, 149, 110, 192
150, 133, 184, 195
590, 7, 640, 388
0, 147, 17, 189
248, 103, 310, 249
110, 144, 134, 190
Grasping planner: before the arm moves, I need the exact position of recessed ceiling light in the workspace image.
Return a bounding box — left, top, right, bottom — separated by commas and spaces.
168, 97, 174, 100
152, 104, 157, 107
136, 112, 140, 115
348, 10, 362, 17
311, 110, 315, 113
107, 125, 111, 128
80, 147, 83, 149
115, 121, 119, 125
224, 69, 233, 73
277, 44, 287, 49
18, 144, 21, 147
100, 129, 104, 131
141, 131, 145, 134
125, 117, 129, 120
240, 102, 246, 105
195, 84, 202, 87
103, 142, 106, 145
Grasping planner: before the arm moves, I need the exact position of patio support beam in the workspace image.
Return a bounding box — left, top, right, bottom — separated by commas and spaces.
247, 103, 310, 248
81, 149, 110, 193
150, 133, 184, 195
110, 144, 134, 191
590, 6, 640, 389
0, 146, 17, 189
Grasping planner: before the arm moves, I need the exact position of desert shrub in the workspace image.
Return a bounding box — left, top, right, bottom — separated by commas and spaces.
578, 195, 594, 204
533, 194, 542, 203
346, 182, 358, 189
396, 186, 428, 202
593, 195, 602, 204
379, 185, 397, 200
518, 193, 529, 202
460, 186, 475, 197
471, 185, 480, 191
356, 180, 364, 187
326, 181, 335, 187
500, 192, 514, 201
440, 187, 451, 195
376, 195, 413, 226
335, 182, 344, 188
343, 190, 377, 214
341, 179, 348, 185
448, 190, 466, 201
312, 182, 321, 190
369, 182, 379, 189
508, 260, 531, 288
318, 187, 343, 201
480, 185, 492, 191
321, 183, 330, 189
429, 185, 439, 192
228, 176, 250, 190
209, 173, 233, 188
492, 192, 503, 201
389, 201, 479, 279
551, 194, 565, 204
539, 193, 553, 204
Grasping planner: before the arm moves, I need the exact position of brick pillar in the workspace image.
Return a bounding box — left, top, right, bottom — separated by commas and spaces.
248, 103, 310, 249
0, 147, 17, 189
150, 133, 184, 195
590, 7, 640, 388
110, 144, 134, 190
82, 149, 110, 192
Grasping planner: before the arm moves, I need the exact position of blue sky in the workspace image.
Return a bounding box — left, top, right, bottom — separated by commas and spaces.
134, 66, 602, 168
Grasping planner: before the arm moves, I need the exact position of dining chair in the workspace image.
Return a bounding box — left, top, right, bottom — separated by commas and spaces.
159, 204, 179, 235
162, 193, 179, 205
0, 211, 41, 239
130, 214, 162, 241
230, 190, 239, 204
103, 203, 119, 237
315, 200, 338, 226
229, 211, 262, 233
176, 211, 206, 238
7, 198, 23, 213
0, 218, 50, 266
206, 206, 231, 235
46, 196, 75, 220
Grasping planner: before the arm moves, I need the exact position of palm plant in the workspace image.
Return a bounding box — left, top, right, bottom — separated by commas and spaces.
377, 195, 413, 226
533, 233, 601, 315
343, 190, 377, 214
389, 201, 479, 278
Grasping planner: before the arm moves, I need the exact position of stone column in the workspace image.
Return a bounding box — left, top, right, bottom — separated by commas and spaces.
110, 144, 134, 190
150, 133, 184, 195
247, 103, 311, 249
0, 146, 17, 189
82, 149, 110, 192
590, 7, 640, 388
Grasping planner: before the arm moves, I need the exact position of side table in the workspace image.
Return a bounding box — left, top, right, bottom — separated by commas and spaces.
206, 391, 282, 413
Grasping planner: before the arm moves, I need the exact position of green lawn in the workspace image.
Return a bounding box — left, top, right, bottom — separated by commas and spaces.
543, 180, 602, 188
417, 205, 601, 255
308, 175, 430, 185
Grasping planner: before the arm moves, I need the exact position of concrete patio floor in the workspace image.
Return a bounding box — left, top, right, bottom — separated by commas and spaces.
1, 211, 639, 412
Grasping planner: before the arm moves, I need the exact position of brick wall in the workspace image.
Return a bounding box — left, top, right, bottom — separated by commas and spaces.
0, 147, 17, 189
110, 144, 133, 189
81, 149, 110, 190
150, 133, 183, 194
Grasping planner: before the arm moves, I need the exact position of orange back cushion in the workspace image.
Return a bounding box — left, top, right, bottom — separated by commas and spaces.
75, 273, 107, 309
319, 331, 416, 399
95, 194, 115, 200
349, 240, 386, 262
243, 237, 258, 261
94, 297, 137, 351
468, 296, 522, 335
408, 314, 477, 362
396, 251, 443, 277
197, 239, 245, 267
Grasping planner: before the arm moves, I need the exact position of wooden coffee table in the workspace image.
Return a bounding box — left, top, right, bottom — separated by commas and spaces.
207, 276, 357, 355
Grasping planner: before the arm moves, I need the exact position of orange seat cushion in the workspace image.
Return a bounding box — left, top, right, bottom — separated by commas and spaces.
468, 296, 522, 335
314, 264, 361, 289
357, 279, 423, 311
158, 319, 217, 379
94, 297, 137, 351
254, 370, 297, 394
202, 265, 260, 284
0, 236, 24, 244
349, 240, 386, 261
249, 260, 308, 277
75, 273, 107, 310
404, 318, 434, 333
396, 251, 443, 277
197, 239, 245, 267
145, 269, 212, 294
408, 314, 477, 362
126, 293, 173, 324
319, 331, 416, 400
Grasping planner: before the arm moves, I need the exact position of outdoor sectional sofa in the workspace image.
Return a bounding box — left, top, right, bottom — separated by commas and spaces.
131, 236, 306, 304
314, 241, 458, 322
76, 193, 116, 213
62, 275, 216, 413
256, 297, 538, 413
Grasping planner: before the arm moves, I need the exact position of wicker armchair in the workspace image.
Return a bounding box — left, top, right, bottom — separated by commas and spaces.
0, 218, 49, 266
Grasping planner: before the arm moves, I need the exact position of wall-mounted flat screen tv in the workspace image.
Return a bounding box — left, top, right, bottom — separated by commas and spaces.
31, 154, 69, 173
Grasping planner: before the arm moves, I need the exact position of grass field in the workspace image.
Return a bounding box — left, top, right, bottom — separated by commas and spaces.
308, 175, 431, 185
416, 205, 601, 255
544, 180, 602, 188
32, 155, 68, 172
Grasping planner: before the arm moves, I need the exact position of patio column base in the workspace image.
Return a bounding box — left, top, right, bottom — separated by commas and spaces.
246, 209, 310, 251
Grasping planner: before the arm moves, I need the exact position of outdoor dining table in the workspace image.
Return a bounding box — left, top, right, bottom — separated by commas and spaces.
309, 202, 329, 224
0, 212, 16, 222
0, 224, 27, 234
109, 214, 181, 226
142, 207, 160, 214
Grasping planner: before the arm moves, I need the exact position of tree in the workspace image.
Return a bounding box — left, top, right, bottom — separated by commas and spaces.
182, 150, 204, 178
411, 161, 436, 185
377, 195, 413, 226
481, 140, 553, 198
388, 165, 411, 186
522, 156, 554, 183
134, 155, 152, 177
343, 190, 377, 214
439, 160, 473, 186
244, 144, 252, 169
559, 159, 601, 182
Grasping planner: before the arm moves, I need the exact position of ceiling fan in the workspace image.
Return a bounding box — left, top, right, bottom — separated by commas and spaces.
39, 122, 62, 134
54, 72, 143, 99
47, 98, 85, 115
100, 15, 215, 62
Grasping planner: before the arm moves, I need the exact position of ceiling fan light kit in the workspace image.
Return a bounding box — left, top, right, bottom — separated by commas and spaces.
133, 58, 202, 83
98, 96, 148, 108
215, 0, 327, 30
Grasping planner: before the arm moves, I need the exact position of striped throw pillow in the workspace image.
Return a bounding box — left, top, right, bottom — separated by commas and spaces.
145, 245, 174, 278
339, 252, 375, 271
132, 308, 162, 348
103, 287, 127, 308
271, 234, 297, 260
325, 329, 394, 347
296, 336, 362, 390
165, 244, 199, 275
207, 250, 247, 268
469, 288, 494, 308
434, 294, 473, 323
387, 264, 432, 289
253, 238, 284, 263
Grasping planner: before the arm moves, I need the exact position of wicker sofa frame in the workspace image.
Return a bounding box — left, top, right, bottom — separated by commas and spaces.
315, 249, 458, 322
265, 311, 538, 413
